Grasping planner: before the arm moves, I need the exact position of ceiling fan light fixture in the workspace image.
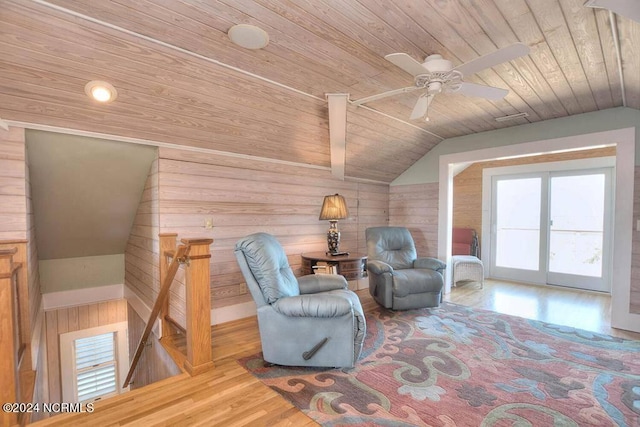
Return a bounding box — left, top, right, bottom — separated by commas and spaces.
228, 24, 270, 49
422, 54, 453, 72
364, 44, 530, 122
84, 80, 117, 103
495, 112, 529, 122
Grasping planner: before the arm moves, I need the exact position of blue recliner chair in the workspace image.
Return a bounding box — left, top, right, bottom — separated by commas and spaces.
366, 226, 445, 310
234, 233, 366, 367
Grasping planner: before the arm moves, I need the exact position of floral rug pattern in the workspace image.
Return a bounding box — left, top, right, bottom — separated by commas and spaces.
239, 302, 640, 426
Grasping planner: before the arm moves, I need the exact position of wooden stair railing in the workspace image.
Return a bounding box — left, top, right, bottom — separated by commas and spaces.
124, 234, 214, 388
123, 244, 190, 388
1, 248, 23, 427
0, 240, 34, 427
157, 235, 215, 376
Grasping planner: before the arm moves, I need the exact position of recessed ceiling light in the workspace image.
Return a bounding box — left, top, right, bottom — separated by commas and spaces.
84, 80, 118, 103
228, 24, 269, 49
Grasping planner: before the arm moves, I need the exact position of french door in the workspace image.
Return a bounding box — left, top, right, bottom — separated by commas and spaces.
490, 168, 612, 292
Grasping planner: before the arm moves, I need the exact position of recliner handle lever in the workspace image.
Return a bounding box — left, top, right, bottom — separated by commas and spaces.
302, 337, 329, 360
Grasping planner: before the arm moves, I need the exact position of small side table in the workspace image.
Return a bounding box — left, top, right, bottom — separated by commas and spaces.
452, 255, 484, 288
301, 252, 367, 281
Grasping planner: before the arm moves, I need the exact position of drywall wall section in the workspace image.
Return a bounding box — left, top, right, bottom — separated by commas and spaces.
392, 107, 640, 186
26, 130, 157, 260
39, 254, 125, 293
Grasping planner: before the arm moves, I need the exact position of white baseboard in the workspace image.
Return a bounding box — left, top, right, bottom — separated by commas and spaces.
210, 301, 256, 325
125, 283, 255, 329
30, 300, 44, 370
42, 283, 124, 310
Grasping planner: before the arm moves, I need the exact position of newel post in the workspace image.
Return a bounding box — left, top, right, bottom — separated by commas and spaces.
159, 233, 178, 338
181, 238, 214, 375
0, 249, 18, 427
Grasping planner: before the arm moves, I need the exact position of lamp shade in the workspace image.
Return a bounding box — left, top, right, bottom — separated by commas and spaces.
319, 194, 349, 220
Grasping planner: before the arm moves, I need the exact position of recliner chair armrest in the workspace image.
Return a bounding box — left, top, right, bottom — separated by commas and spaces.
298, 274, 347, 294
414, 257, 446, 273
272, 294, 353, 317
367, 260, 393, 275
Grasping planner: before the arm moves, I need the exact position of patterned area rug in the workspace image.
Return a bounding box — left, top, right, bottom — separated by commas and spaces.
239, 302, 640, 426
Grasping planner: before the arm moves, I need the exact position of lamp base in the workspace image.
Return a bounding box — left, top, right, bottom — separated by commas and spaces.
326, 221, 340, 254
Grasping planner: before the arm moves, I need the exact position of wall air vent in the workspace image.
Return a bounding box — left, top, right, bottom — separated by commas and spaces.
495, 112, 529, 122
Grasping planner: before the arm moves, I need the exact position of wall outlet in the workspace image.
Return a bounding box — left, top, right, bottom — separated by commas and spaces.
204, 218, 214, 229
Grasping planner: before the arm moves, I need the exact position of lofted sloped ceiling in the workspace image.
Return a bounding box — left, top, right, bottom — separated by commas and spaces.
0, 0, 639, 183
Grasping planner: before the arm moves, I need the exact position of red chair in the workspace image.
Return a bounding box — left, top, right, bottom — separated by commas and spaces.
452, 228, 479, 257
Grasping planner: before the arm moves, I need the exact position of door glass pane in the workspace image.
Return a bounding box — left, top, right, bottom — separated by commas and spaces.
495, 177, 541, 270
549, 174, 605, 277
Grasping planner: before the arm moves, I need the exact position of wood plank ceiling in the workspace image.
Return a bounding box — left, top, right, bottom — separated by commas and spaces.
0, 0, 638, 182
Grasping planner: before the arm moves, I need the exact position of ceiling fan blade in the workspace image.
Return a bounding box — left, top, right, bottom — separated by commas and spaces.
410, 94, 434, 120
454, 43, 530, 77
455, 82, 508, 100
585, 0, 640, 23
385, 53, 428, 77
351, 86, 421, 106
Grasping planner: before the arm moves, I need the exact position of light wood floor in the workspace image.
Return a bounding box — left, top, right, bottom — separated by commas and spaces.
447, 279, 640, 340
33, 280, 640, 426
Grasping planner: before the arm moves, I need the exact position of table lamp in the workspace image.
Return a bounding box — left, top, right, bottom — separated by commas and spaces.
319, 194, 349, 255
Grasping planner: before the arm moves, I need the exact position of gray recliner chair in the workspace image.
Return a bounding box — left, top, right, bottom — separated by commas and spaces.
366, 226, 445, 310
234, 233, 366, 367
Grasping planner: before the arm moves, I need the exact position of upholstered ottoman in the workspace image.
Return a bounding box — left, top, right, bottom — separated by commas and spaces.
452, 255, 484, 288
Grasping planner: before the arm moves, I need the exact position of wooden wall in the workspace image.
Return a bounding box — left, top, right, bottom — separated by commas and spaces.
0, 126, 41, 333
0, 127, 27, 240
123, 157, 190, 328
25, 147, 42, 344
31, 323, 48, 422
0, 126, 42, 405
124, 160, 159, 311
452, 147, 617, 246
153, 147, 389, 319
45, 300, 127, 403
356, 182, 391, 256
389, 183, 439, 258
126, 303, 181, 390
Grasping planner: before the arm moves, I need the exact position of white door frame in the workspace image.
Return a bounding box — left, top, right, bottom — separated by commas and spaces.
438, 127, 638, 332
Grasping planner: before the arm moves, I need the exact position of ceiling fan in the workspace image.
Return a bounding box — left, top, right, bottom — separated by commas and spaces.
352, 43, 531, 121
